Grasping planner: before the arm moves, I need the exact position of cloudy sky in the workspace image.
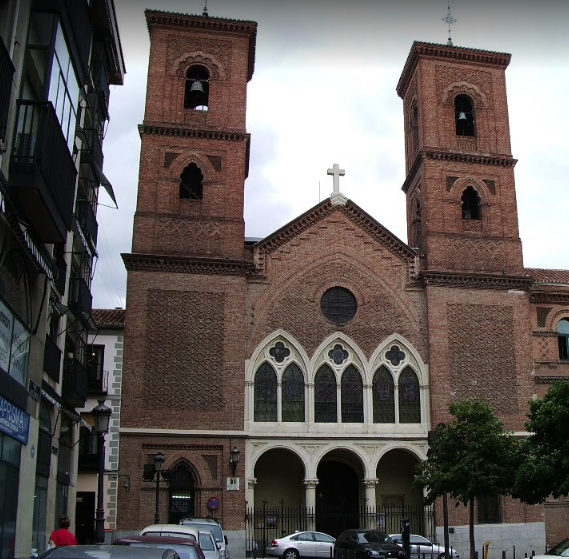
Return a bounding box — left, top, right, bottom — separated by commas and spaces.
91, 0, 569, 309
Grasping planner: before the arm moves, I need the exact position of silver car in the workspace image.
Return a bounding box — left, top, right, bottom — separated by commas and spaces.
389, 534, 457, 559
265, 531, 335, 559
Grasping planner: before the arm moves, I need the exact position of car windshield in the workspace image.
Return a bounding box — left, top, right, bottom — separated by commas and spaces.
357, 532, 392, 544
199, 534, 215, 551
547, 539, 569, 557
189, 524, 223, 543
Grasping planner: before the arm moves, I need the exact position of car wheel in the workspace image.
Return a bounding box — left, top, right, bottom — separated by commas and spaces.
283, 550, 299, 559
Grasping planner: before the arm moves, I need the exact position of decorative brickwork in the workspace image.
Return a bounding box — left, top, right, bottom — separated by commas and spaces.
537, 307, 552, 327
448, 303, 517, 412
164, 151, 180, 167
203, 454, 218, 480
483, 179, 496, 194
143, 289, 225, 410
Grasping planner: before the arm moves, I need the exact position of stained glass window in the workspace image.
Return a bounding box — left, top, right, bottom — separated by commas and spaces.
315, 365, 337, 422
254, 362, 277, 422
398, 366, 420, 423
282, 363, 305, 422
372, 365, 395, 423
321, 287, 357, 325
341, 365, 363, 423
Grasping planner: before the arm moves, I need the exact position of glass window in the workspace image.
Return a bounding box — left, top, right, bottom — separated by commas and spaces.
282, 363, 305, 422
315, 365, 337, 423
398, 367, 421, 423
254, 363, 277, 422
477, 493, 502, 524
558, 319, 569, 360
320, 287, 357, 325
373, 366, 395, 423
341, 365, 363, 423
0, 298, 30, 387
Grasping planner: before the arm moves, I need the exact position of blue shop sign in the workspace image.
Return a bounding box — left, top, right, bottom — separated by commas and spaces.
0, 394, 29, 444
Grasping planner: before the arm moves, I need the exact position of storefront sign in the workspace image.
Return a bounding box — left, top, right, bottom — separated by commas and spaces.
0, 394, 30, 444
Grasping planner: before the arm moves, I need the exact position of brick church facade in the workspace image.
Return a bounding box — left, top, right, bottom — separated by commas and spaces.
117, 9, 569, 557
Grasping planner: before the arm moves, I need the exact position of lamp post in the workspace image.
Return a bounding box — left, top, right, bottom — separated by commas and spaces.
229, 446, 240, 477
154, 452, 165, 524
92, 399, 112, 544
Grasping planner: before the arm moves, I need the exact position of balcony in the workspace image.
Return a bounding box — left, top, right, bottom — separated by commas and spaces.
9, 101, 77, 243
68, 277, 93, 317
43, 335, 62, 383
0, 38, 15, 141
62, 356, 88, 408
76, 199, 98, 245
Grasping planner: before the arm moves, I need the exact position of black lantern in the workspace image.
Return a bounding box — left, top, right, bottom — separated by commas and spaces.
92, 400, 112, 543
229, 446, 240, 477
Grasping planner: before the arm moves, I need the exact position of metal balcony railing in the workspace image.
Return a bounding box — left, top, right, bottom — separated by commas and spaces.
43, 335, 62, 383
0, 38, 15, 141
62, 356, 88, 408
76, 199, 98, 245
10, 100, 77, 242
68, 277, 93, 317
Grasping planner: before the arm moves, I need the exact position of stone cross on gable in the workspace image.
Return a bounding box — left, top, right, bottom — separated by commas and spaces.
327, 163, 345, 194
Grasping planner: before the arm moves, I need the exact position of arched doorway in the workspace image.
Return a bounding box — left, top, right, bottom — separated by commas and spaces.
169, 463, 196, 524
316, 451, 363, 537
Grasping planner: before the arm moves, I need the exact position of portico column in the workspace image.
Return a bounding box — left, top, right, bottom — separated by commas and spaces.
247, 477, 257, 509
303, 479, 319, 531
362, 479, 378, 528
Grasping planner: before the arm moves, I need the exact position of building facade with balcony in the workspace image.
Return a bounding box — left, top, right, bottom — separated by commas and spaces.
77, 308, 125, 545
0, 2, 124, 557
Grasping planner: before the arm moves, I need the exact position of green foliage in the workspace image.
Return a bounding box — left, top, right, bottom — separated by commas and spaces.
414, 399, 516, 507
513, 381, 569, 504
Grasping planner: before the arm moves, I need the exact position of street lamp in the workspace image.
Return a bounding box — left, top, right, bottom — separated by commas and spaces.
153, 452, 165, 524
92, 399, 112, 544
229, 446, 240, 477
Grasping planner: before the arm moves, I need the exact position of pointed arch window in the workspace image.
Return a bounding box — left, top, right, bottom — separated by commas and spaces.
372, 365, 395, 423
341, 365, 363, 423
254, 362, 277, 422
558, 318, 569, 360
282, 363, 305, 422
315, 365, 337, 423
180, 163, 204, 200
168, 462, 196, 524
455, 94, 475, 136
461, 185, 481, 220
398, 366, 421, 423
185, 65, 209, 110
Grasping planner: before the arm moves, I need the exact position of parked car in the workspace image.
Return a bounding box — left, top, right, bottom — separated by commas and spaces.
389, 534, 457, 559
265, 530, 336, 559
179, 517, 229, 559
38, 544, 181, 559
334, 529, 405, 559
114, 535, 206, 559
533, 538, 569, 559
139, 524, 219, 559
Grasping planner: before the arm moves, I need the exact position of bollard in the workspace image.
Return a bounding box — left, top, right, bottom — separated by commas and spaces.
484, 541, 492, 559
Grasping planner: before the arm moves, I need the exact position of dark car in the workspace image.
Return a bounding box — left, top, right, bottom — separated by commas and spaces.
334, 529, 405, 559
38, 544, 181, 559
114, 535, 206, 559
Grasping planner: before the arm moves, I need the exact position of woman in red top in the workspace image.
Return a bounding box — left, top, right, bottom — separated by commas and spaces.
49, 517, 78, 547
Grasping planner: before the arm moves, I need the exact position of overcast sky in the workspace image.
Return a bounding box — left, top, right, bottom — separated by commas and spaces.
91, 0, 569, 309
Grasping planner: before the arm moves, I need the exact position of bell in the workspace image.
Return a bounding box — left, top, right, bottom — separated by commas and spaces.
190, 80, 205, 94
458, 111, 467, 120
187, 80, 207, 108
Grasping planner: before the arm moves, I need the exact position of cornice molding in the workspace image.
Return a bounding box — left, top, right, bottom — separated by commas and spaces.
140, 124, 250, 143
402, 150, 517, 192
422, 271, 532, 290
530, 291, 569, 305
122, 252, 254, 277
397, 41, 511, 97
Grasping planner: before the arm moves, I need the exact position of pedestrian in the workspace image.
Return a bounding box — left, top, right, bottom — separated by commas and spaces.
48, 517, 78, 547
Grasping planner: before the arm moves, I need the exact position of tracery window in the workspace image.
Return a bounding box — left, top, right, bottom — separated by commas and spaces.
315, 365, 337, 423
398, 366, 421, 423
558, 318, 569, 360
372, 366, 395, 423
282, 363, 305, 422
254, 362, 277, 422
320, 287, 357, 325
341, 365, 363, 423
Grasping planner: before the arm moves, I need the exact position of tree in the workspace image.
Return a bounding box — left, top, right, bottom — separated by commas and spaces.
414, 399, 517, 559
513, 381, 569, 504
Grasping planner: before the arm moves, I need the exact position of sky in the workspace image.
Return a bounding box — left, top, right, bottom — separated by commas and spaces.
91, 0, 569, 309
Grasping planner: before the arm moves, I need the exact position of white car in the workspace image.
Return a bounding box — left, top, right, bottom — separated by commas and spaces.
533, 538, 569, 559
140, 524, 220, 559
389, 534, 458, 559
265, 530, 335, 559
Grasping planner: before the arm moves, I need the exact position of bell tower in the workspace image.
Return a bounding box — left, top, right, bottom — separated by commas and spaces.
397, 42, 524, 276
132, 10, 257, 259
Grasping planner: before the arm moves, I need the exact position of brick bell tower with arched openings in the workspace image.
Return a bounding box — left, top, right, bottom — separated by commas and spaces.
119, 10, 257, 532
397, 42, 534, 432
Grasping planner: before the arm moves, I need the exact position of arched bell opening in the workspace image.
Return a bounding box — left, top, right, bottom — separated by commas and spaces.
455, 94, 475, 136
461, 185, 481, 220
185, 65, 210, 110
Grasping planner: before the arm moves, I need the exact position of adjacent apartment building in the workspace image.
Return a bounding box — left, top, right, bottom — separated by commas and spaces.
0, 1, 124, 557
